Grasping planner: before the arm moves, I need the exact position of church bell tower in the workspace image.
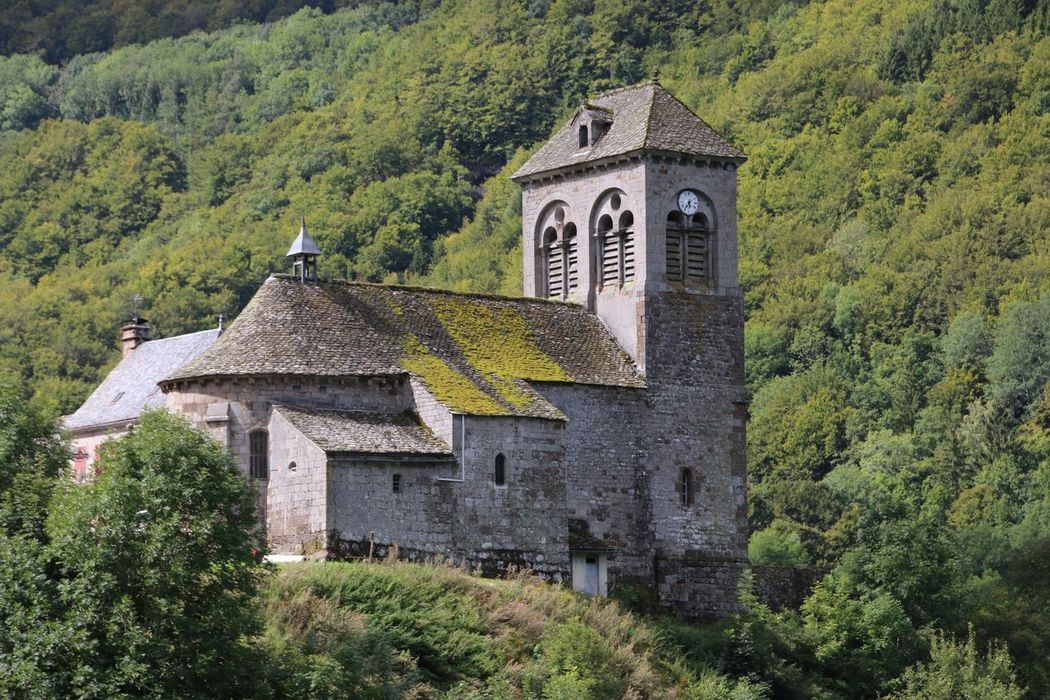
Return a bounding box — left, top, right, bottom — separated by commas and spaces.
513, 82, 750, 616
511, 81, 746, 371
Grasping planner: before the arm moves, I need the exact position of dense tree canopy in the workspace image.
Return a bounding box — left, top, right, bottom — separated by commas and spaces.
0, 0, 1047, 696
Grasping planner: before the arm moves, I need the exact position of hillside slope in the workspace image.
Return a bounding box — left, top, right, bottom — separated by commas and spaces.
261, 560, 763, 699
0, 2, 1049, 695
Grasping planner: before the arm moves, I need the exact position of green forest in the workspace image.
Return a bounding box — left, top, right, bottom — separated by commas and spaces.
0, 0, 1049, 697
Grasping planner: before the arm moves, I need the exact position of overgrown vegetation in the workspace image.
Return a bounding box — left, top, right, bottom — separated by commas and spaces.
0, 0, 1048, 696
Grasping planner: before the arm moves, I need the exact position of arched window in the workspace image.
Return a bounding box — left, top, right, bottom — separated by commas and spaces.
618, 211, 635, 282
494, 453, 506, 486
543, 227, 562, 298
564, 223, 578, 293
596, 208, 635, 289
597, 214, 616, 289
578, 124, 589, 148
392, 473, 402, 494
680, 468, 693, 506
249, 430, 269, 480
667, 207, 711, 285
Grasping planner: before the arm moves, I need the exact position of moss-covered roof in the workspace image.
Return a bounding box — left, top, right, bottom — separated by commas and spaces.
165, 276, 642, 418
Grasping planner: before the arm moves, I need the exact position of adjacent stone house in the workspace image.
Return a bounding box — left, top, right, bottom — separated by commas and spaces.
69, 81, 749, 617
63, 319, 220, 482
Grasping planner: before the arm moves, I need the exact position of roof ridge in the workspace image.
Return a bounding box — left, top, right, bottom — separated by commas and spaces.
643, 81, 658, 146
269, 274, 581, 307
138, 327, 221, 346
592, 79, 660, 99
274, 403, 413, 417
654, 86, 746, 159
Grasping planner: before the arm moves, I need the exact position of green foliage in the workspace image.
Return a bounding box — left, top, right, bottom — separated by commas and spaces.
0, 410, 266, 699
261, 561, 756, 699
0, 0, 1047, 695
987, 293, 1050, 420
0, 377, 68, 538
749, 524, 809, 566
888, 628, 1024, 700
0, 0, 391, 64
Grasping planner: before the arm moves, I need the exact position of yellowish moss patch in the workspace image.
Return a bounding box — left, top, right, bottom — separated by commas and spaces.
401, 334, 506, 414
429, 296, 572, 394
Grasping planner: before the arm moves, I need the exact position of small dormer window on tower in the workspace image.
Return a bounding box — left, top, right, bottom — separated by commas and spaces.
576, 105, 612, 150
287, 217, 322, 282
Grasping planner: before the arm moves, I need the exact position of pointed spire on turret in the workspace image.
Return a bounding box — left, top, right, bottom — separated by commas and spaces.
287, 216, 321, 282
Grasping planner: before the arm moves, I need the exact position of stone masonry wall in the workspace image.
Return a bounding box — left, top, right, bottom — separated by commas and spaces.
267, 408, 329, 553
328, 414, 570, 579
536, 383, 654, 589
164, 374, 409, 475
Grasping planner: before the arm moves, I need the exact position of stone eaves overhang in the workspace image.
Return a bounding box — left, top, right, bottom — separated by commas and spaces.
510, 149, 746, 186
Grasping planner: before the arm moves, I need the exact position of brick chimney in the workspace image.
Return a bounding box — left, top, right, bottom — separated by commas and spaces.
121, 317, 150, 358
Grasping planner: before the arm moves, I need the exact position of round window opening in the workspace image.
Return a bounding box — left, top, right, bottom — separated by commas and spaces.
610, 193, 621, 210
288, 461, 297, 472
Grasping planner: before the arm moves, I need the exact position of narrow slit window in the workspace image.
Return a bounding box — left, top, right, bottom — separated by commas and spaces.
392, 473, 402, 494
249, 430, 268, 480
494, 453, 506, 486
578, 124, 589, 148
680, 468, 693, 506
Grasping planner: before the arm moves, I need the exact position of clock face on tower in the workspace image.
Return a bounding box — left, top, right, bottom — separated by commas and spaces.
678, 190, 700, 216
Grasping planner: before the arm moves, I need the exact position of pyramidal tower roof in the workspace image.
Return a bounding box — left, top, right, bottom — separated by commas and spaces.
286, 217, 322, 257
512, 81, 745, 181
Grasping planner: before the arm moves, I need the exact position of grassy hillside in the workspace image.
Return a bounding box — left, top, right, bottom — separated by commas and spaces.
0, 0, 1048, 696
260, 560, 764, 699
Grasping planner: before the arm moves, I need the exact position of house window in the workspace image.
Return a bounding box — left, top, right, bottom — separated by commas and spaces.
73, 448, 89, 481
680, 468, 693, 506
578, 124, 589, 148
249, 430, 268, 480
494, 453, 506, 486
392, 473, 402, 494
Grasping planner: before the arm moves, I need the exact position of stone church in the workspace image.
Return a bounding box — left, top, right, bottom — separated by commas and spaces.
65, 81, 749, 618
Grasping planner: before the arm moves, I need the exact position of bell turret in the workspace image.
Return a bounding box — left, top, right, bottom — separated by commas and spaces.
287, 217, 321, 282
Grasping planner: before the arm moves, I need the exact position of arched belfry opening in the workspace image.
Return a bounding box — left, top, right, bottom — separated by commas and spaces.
667, 191, 715, 286
592, 190, 635, 291
536, 204, 579, 300
287, 217, 322, 282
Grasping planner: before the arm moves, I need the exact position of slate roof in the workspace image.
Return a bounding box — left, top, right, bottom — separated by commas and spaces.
512, 81, 745, 181
273, 405, 454, 458
165, 276, 643, 419
64, 329, 221, 431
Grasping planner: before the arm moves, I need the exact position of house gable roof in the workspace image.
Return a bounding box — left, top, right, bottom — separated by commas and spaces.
273, 405, 454, 459
64, 329, 221, 431
165, 276, 643, 419
511, 81, 745, 181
